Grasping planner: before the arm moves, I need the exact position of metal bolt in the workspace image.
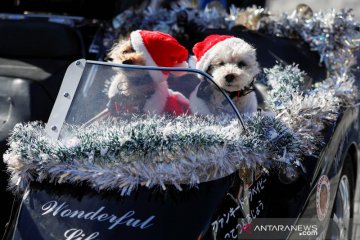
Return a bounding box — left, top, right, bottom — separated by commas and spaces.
6, 97, 12, 104
64, 92, 70, 98
51, 126, 57, 131
76, 61, 81, 66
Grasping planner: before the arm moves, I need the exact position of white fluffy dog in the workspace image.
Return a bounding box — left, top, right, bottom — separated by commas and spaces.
189, 35, 260, 115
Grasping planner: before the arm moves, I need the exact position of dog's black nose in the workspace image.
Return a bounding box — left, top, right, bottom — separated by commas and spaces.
225, 74, 235, 83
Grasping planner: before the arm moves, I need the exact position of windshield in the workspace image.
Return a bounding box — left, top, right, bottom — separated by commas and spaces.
48, 61, 242, 140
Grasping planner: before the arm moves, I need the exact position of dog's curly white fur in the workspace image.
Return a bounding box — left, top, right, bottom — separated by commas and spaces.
190, 35, 260, 115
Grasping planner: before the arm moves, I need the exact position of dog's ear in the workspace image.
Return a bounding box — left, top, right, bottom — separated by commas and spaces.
196, 80, 212, 101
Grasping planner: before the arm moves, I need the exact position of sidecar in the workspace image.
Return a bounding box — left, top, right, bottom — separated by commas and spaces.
2, 60, 248, 240
2, 4, 360, 240
2, 44, 360, 240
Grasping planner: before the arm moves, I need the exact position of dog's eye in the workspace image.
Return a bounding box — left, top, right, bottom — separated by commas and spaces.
123, 45, 135, 54
105, 57, 113, 62
219, 62, 224, 66
237, 61, 247, 68
206, 65, 213, 74
123, 59, 133, 64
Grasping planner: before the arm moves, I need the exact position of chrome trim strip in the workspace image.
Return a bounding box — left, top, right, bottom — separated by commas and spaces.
45, 59, 85, 139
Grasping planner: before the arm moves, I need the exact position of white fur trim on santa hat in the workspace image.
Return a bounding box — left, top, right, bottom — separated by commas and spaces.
171, 61, 189, 76
196, 38, 254, 73
188, 55, 197, 69
130, 30, 168, 82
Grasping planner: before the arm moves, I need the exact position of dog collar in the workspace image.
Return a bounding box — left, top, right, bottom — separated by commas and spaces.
227, 79, 255, 99
222, 79, 255, 105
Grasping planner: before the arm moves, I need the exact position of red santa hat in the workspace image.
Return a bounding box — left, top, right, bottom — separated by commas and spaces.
192, 34, 250, 73
130, 30, 189, 82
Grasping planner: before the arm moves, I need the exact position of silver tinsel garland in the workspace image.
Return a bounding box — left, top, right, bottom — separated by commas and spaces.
3, 61, 353, 194
5, 113, 301, 194
260, 7, 359, 77
265, 64, 342, 138
110, 1, 229, 40
4, 5, 360, 194
110, 3, 359, 77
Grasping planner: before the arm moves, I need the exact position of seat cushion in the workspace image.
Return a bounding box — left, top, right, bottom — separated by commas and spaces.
0, 57, 70, 81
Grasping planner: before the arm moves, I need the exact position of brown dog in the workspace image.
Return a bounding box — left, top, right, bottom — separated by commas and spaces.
104, 30, 190, 118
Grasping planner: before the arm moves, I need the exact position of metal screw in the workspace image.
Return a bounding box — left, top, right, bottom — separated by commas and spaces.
76, 61, 81, 66
51, 126, 57, 131
64, 92, 70, 98
6, 97, 12, 104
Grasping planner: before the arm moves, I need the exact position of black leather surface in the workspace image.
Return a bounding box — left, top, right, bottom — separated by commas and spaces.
0, 0, 117, 20
0, 20, 84, 59
0, 19, 85, 236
